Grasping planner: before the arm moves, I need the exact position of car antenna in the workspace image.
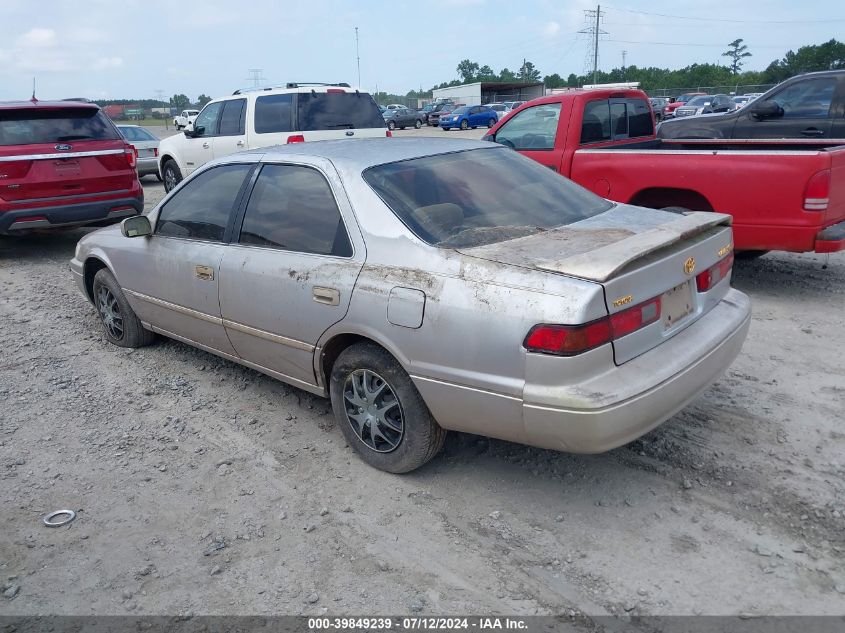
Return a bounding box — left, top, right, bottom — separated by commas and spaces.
31, 77, 38, 103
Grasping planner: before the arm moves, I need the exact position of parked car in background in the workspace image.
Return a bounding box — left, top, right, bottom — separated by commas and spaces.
663, 93, 707, 118
0, 99, 142, 235
427, 102, 458, 127
732, 95, 756, 109
649, 97, 669, 121
673, 95, 735, 118
157, 83, 388, 192
483, 88, 845, 255
383, 107, 423, 130
504, 101, 526, 111
487, 103, 511, 117
659, 71, 845, 141
385, 104, 406, 110
418, 104, 435, 124
71, 137, 750, 473
173, 109, 199, 130
440, 105, 497, 130
118, 125, 160, 181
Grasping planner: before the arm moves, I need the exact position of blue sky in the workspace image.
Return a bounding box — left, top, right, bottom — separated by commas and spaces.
0, 0, 841, 101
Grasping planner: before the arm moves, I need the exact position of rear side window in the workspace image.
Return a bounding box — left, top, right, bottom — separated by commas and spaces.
218, 99, 246, 136
156, 164, 251, 241
581, 100, 611, 144
627, 98, 653, 137
238, 164, 352, 257
0, 108, 120, 146
296, 92, 385, 130
254, 94, 293, 134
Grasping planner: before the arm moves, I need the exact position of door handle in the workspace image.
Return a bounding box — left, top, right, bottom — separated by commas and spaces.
801, 128, 825, 136
236, 140, 245, 147
313, 286, 340, 306
202, 142, 210, 148
195, 265, 214, 281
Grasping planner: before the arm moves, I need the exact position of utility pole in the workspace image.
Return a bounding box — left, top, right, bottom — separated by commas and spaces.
579, 5, 606, 86
354, 27, 361, 88
622, 50, 627, 80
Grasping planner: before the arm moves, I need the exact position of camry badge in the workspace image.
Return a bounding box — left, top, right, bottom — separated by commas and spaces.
683, 256, 696, 275
55, 143, 72, 151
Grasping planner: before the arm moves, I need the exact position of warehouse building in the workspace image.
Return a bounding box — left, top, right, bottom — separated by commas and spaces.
431, 81, 545, 106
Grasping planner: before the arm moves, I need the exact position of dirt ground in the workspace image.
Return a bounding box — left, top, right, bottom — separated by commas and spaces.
1, 129, 844, 619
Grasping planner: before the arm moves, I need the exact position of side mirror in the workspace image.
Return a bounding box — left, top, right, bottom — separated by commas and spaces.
121, 215, 152, 238
750, 100, 783, 119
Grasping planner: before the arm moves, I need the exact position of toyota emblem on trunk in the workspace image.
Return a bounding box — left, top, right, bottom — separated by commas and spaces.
55, 143, 72, 151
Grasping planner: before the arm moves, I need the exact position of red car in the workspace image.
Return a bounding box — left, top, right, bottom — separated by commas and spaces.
0, 99, 143, 235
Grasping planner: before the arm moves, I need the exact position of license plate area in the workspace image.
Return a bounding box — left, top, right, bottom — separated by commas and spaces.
662, 282, 693, 329
53, 160, 81, 176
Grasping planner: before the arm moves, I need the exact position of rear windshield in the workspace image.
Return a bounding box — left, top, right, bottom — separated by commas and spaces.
363, 147, 613, 248
296, 92, 385, 130
0, 107, 120, 146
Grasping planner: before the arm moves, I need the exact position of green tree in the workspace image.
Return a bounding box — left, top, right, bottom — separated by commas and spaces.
764, 39, 845, 83
456, 59, 480, 83
543, 73, 565, 88
723, 39, 752, 74
196, 94, 212, 107
519, 60, 541, 82
170, 93, 191, 110
498, 67, 517, 82
477, 65, 496, 81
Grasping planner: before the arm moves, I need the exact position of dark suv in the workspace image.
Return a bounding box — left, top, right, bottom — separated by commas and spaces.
0, 100, 142, 235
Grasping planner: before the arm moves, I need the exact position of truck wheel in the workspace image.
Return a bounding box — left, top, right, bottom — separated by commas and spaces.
162, 159, 183, 193
92, 268, 155, 348
330, 342, 446, 473
460, 120, 469, 130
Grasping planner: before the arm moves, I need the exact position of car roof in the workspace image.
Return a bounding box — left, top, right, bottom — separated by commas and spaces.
0, 99, 100, 111
243, 137, 496, 171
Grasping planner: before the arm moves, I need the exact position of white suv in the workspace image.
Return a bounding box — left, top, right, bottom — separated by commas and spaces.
158, 83, 388, 191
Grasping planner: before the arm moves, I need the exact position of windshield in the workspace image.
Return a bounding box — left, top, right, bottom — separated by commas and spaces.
451, 107, 469, 115
490, 104, 505, 111
296, 92, 385, 130
686, 96, 711, 107
363, 147, 613, 248
0, 107, 120, 145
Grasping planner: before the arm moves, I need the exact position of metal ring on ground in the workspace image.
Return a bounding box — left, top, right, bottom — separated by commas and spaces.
43, 510, 76, 527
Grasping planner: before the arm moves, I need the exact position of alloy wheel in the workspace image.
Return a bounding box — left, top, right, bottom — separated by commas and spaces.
96, 284, 124, 340
342, 369, 404, 453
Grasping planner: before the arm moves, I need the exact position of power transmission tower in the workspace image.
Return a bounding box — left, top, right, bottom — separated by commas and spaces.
578, 5, 606, 85
154, 89, 166, 105
246, 68, 266, 89
354, 27, 361, 88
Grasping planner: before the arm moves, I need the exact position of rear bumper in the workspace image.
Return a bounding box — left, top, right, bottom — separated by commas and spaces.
137, 157, 159, 178
0, 195, 143, 234
814, 220, 845, 253
521, 289, 751, 452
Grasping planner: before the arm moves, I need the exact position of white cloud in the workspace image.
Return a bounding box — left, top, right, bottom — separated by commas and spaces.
93, 56, 123, 70
17, 27, 56, 48
542, 21, 561, 37
2, 26, 121, 75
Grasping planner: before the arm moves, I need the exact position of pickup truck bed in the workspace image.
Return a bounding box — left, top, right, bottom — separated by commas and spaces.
572, 138, 845, 253
485, 89, 845, 254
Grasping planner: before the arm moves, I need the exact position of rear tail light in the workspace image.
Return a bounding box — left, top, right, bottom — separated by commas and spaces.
696, 251, 734, 292
804, 170, 830, 211
524, 296, 662, 356
0, 160, 32, 179
286, 135, 305, 144
153, 148, 159, 157
386, 130, 393, 137
125, 145, 136, 168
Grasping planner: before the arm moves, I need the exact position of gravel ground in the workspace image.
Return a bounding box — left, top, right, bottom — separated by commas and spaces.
1, 129, 844, 618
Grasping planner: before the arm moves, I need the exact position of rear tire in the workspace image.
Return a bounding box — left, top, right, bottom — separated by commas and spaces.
92, 268, 155, 348
330, 342, 446, 473
162, 159, 183, 193
487, 118, 496, 128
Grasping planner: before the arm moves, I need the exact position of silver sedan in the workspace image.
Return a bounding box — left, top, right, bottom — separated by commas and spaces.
70, 138, 750, 473
117, 125, 160, 181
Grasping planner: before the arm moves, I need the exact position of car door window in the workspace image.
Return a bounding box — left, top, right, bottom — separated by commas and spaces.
193, 102, 223, 136
238, 164, 352, 257
581, 99, 611, 144
610, 102, 628, 138
218, 98, 246, 136
495, 103, 562, 151
156, 164, 252, 241
770, 78, 836, 119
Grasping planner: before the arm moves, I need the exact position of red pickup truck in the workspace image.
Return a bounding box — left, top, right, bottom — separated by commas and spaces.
483, 89, 845, 254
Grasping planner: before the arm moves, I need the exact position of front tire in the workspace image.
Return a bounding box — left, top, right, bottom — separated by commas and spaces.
330, 343, 446, 473
414, 119, 422, 129
442, 127, 450, 131
92, 268, 155, 348
162, 159, 183, 193
388, 121, 396, 131
460, 119, 469, 130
